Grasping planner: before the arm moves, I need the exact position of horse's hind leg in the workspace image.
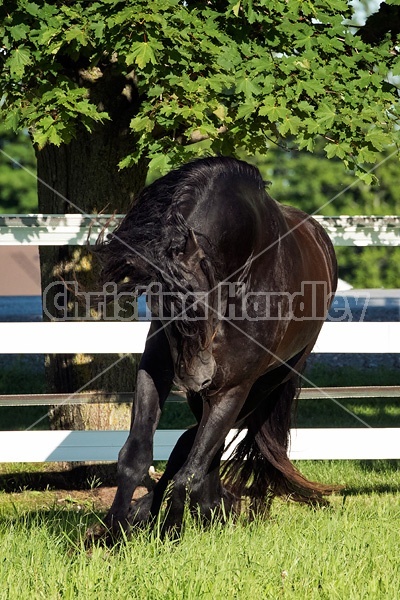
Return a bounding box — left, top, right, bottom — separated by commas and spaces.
224, 375, 339, 514
143, 392, 233, 527
161, 383, 251, 533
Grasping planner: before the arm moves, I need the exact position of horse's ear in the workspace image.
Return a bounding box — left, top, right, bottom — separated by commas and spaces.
179, 229, 205, 269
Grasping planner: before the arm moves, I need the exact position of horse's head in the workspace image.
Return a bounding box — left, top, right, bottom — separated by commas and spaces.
166, 326, 217, 392
149, 228, 218, 392
92, 174, 221, 392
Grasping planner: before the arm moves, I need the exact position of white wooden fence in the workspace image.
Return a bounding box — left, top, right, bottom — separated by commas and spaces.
0, 214, 399, 462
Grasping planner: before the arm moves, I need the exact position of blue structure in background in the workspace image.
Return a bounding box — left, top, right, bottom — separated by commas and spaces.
0, 295, 150, 322
0, 292, 398, 323
0, 296, 42, 322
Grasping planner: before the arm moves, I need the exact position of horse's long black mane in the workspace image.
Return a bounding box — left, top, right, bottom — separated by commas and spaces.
94, 156, 264, 280
93, 157, 266, 369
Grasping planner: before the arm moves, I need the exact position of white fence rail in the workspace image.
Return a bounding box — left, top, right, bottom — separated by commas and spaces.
1, 214, 400, 246
0, 428, 398, 463
1, 321, 400, 355
0, 215, 399, 462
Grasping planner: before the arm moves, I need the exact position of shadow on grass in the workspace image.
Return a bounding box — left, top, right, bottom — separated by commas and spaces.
1, 460, 399, 497
331, 459, 400, 496
0, 463, 119, 493
342, 483, 400, 496
0, 505, 107, 548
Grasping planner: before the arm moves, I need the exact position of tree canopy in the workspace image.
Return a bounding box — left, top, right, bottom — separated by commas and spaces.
1, 0, 399, 183
254, 143, 400, 287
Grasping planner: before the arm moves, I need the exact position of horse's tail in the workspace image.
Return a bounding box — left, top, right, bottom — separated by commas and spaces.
222, 376, 340, 514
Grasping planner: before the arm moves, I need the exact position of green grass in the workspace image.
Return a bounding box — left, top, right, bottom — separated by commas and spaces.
0, 356, 49, 430
0, 356, 46, 394
0, 361, 398, 597
294, 397, 400, 428
0, 460, 399, 599
1, 361, 399, 431
0, 406, 50, 430
303, 364, 400, 388
159, 393, 400, 430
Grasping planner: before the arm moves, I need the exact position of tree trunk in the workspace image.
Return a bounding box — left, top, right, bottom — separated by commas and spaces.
36, 118, 148, 433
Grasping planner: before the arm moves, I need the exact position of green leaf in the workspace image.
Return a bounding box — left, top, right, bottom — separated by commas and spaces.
237, 103, 255, 120
354, 170, 374, 186
297, 134, 315, 152
365, 130, 392, 152
126, 42, 157, 69
357, 147, 379, 164
65, 27, 88, 46
259, 99, 288, 121
130, 115, 154, 133
38, 115, 55, 130
297, 100, 315, 114
299, 79, 325, 97
213, 104, 228, 121
316, 103, 336, 128
391, 57, 400, 77
147, 85, 164, 98
279, 115, 301, 136
24, 2, 40, 17
3, 109, 21, 131
38, 28, 60, 45
31, 130, 49, 149
92, 20, 105, 40
236, 77, 262, 100
8, 46, 32, 78
118, 154, 138, 169
9, 24, 30, 42
232, 1, 241, 16
47, 127, 63, 146
325, 143, 341, 159
2, 0, 400, 182
148, 153, 171, 174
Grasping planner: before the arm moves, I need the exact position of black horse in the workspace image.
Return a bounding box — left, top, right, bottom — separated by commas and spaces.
90, 156, 338, 539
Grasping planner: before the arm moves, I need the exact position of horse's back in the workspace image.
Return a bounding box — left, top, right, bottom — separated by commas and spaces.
280, 204, 337, 290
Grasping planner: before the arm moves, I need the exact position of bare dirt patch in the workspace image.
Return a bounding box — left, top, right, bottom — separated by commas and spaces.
54, 485, 148, 512
0, 463, 162, 513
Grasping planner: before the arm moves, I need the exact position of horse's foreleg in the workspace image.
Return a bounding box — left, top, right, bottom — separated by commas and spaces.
134, 392, 225, 527
132, 432, 231, 535
91, 323, 174, 539
136, 393, 204, 521
105, 371, 166, 528
126, 426, 200, 528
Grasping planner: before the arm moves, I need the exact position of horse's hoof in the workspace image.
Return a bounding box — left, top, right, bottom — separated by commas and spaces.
160, 520, 182, 541
85, 522, 112, 547
85, 518, 127, 548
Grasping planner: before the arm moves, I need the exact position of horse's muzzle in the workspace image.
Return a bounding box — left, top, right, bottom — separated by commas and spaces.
174, 352, 216, 392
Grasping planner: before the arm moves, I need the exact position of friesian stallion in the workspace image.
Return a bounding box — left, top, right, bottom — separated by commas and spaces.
90, 156, 338, 540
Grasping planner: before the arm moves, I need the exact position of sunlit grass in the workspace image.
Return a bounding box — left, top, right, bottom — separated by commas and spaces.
0, 362, 398, 598
0, 479, 399, 600
303, 364, 400, 388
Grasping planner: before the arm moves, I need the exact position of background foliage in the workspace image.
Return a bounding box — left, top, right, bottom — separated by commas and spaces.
1, 0, 399, 178
254, 143, 400, 287
2, 129, 399, 287
1, 0, 400, 287
0, 125, 37, 213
